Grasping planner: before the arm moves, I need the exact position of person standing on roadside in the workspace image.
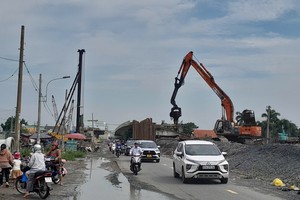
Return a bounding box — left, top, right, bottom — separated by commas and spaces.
0, 144, 14, 187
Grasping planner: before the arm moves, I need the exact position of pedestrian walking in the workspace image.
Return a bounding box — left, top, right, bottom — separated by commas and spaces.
0, 144, 14, 187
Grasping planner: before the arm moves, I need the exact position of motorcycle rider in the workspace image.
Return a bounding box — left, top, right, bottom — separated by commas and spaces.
129, 142, 143, 170
24, 144, 46, 198
46, 141, 63, 185
116, 141, 122, 156
46, 141, 62, 162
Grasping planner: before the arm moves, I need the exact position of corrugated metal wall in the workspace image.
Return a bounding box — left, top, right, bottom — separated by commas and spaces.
132, 118, 156, 141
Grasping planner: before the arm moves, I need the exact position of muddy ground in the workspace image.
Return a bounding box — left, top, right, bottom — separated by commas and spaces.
0, 156, 87, 200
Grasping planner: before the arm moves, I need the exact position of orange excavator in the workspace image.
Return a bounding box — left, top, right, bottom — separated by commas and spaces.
170, 51, 261, 142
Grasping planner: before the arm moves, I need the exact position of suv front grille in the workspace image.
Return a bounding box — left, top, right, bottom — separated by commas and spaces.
143, 150, 156, 156
198, 165, 220, 171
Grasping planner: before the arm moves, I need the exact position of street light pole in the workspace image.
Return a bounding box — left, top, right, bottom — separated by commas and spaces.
44, 76, 71, 102
37, 75, 71, 144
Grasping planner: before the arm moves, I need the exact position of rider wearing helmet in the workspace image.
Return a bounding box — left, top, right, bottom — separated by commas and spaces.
24, 143, 46, 198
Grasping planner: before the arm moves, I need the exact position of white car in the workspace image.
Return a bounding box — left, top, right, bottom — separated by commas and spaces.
136, 140, 161, 163
173, 140, 229, 184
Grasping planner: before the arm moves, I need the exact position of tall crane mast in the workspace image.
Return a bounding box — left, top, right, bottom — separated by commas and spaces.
66, 100, 75, 133
52, 95, 58, 122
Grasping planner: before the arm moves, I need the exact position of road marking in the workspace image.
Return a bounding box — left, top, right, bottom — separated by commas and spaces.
227, 190, 238, 194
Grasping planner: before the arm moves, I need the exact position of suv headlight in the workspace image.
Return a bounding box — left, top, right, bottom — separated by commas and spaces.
219, 164, 229, 172
223, 164, 229, 171
186, 164, 192, 171
185, 159, 198, 172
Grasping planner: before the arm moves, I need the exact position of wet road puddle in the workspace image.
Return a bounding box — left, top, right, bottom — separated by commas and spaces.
76, 157, 174, 200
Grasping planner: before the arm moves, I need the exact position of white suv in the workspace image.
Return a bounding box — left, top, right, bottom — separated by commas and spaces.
173, 140, 229, 184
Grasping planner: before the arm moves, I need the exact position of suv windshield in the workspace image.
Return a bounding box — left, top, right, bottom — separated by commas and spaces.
126, 140, 135, 146
185, 144, 221, 156
139, 141, 157, 148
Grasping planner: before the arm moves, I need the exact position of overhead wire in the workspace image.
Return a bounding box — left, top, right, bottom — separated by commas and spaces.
0, 55, 19, 83
0, 56, 19, 62
23, 62, 39, 92
0, 67, 18, 83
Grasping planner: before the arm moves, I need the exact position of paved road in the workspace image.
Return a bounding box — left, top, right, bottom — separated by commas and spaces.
117, 155, 285, 200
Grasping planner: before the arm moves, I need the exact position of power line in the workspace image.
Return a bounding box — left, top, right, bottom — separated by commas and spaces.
0, 56, 19, 62
0, 67, 18, 83
24, 61, 39, 92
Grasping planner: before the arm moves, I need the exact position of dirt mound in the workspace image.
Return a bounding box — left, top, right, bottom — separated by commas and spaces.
216, 141, 300, 186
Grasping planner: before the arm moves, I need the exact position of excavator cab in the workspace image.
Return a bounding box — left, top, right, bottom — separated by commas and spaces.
241, 109, 257, 126
214, 119, 234, 135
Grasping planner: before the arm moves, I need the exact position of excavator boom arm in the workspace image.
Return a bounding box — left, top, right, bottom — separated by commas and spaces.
170, 51, 234, 124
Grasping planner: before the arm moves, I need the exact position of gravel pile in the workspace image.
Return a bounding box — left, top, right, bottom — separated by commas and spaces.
216, 141, 300, 186
157, 138, 300, 187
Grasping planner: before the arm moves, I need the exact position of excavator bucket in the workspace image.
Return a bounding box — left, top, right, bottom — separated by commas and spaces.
170, 107, 181, 125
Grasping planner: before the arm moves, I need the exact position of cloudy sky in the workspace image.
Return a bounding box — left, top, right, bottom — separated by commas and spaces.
0, 0, 300, 131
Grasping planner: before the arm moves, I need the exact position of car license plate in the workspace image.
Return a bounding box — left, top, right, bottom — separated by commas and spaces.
147, 154, 152, 158
202, 165, 215, 169
45, 177, 52, 183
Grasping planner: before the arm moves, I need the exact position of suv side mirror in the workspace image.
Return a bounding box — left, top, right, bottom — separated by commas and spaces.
157, 145, 160, 149
176, 152, 183, 158
222, 152, 227, 156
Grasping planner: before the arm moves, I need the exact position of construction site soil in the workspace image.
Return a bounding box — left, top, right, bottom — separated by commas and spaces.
157, 138, 300, 199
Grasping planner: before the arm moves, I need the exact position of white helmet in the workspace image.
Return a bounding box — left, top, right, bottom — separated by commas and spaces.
33, 144, 42, 153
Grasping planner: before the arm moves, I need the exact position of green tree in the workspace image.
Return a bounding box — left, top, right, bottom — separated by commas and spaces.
1, 116, 28, 132
182, 122, 199, 136
279, 119, 299, 137
259, 106, 300, 139
261, 106, 281, 138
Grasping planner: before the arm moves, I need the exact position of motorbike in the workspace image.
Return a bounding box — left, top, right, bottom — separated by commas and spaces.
111, 143, 116, 154
115, 145, 122, 158
15, 166, 52, 199
45, 156, 66, 184
130, 155, 141, 175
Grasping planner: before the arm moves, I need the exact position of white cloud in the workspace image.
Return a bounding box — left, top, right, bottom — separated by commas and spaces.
1, 0, 300, 129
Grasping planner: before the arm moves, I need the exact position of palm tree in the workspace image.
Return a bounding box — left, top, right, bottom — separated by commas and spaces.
261, 107, 280, 122
261, 106, 281, 140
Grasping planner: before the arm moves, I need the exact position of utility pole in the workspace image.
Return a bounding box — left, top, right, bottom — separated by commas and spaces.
266, 105, 271, 144
76, 49, 85, 133
37, 74, 42, 144
61, 89, 68, 151
87, 113, 98, 149
15, 25, 25, 152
